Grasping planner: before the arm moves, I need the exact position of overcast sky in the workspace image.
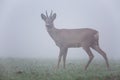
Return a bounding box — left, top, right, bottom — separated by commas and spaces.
0, 0, 120, 59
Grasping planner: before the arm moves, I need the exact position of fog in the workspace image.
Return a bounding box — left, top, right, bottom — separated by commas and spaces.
0, 0, 120, 60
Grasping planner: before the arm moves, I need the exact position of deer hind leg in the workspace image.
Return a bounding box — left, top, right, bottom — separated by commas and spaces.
91, 44, 110, 70
57, 47, 68, 69
83, 46, 94, 70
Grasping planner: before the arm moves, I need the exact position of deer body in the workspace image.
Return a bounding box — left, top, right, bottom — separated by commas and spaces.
41, 11, 109, 70
47, 27, 98, 48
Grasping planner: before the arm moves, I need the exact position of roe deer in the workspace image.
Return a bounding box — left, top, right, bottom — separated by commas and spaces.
41, 11, 109, 70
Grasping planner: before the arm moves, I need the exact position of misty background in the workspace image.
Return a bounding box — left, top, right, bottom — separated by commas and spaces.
0, 0, 120, 60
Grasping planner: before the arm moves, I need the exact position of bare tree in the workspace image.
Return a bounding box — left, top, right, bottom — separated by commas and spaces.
41, 11, 109, 70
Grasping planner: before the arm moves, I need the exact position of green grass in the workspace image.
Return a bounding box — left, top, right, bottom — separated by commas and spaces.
0, 58, 120, 80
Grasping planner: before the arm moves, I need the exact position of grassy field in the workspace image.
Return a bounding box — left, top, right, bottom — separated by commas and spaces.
0, 58, 120, 80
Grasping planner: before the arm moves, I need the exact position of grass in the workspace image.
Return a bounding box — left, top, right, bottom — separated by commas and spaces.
0, 58, 120, 80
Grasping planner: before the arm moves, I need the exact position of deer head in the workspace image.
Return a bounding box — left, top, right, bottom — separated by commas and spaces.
41, 11, 56, 28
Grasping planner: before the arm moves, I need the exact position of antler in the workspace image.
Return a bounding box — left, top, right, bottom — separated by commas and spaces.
50, 10, 53, 18
46, 11, 48, 18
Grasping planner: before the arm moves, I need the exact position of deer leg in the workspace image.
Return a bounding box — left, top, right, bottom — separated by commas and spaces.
57, 47, 67, 69
83, 47, 94, 70
91, 45, 110, 70
63, 48, 68, 69
57, 50, 63, 69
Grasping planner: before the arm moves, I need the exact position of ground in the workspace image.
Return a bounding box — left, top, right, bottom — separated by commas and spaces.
0, 58, 120, 80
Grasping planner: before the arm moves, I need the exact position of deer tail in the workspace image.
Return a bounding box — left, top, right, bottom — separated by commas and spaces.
94, 32, 99, 45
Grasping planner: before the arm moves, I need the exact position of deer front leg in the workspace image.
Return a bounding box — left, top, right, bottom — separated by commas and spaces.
83, 47, 94, 70
57, 47, 68, 69
63, 48, 68, 69
57, 51, 63, 69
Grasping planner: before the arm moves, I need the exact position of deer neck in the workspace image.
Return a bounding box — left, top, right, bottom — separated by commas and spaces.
46, 24, 58, 40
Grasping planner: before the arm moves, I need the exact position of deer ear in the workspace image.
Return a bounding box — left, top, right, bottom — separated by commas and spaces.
52, 13, 56, 21
41, 14, 46, 20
